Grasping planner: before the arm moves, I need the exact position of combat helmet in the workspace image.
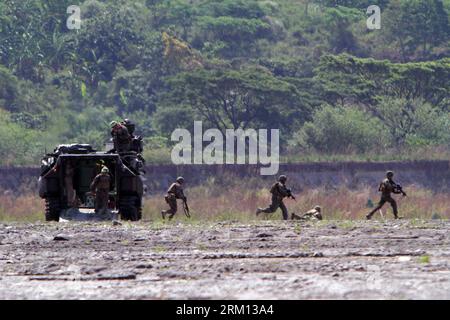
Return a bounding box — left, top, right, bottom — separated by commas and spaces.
123, 118, 136, 134
278, 175, 287, 183
386, 171, 394, 178
176, 176, 185, 183
314, 206, 321, 212
110, 121, 118, 128
101, 166, 109, 173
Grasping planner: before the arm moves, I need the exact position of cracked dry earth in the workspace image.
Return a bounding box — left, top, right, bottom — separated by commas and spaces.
0, 220, 449, 300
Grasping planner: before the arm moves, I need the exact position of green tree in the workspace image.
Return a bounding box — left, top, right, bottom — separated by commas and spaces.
292, 104, 390, 153
321, 6, 362, 54
315, 54, 450, 110
157, 67, 310, 132
376, 97, 450, 146
383, 0, 450, 61
0, 65, 18, 109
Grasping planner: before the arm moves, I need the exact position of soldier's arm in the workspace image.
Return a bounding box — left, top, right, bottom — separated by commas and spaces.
90, 176, 99, 192
277, 184, 290, 197
167, 183, 176, 194
394, 183, 406, 195
281, 185, 295, 199
177, 187, 187, 200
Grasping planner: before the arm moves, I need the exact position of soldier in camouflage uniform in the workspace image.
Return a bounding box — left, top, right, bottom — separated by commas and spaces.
110, 121, 131, 153
291, 206, 323, 221
366, 171, 406, 220
256, 175, 296, 220
162, 177, 187, 220
90, 166, 111, 215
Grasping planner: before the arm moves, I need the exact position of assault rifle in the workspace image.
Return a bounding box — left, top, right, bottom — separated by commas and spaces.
395, 183, 407, 197
287, 189, 296, 200
182, 198, 191, 218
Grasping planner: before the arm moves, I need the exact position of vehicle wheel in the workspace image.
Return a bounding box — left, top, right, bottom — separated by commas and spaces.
45, 198, 61, 222
119, 196, 138, 221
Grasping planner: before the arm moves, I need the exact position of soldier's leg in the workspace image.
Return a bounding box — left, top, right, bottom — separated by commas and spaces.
162, 196, 173, 219
101, 190, 110, 214
260, 200, 280, 214
279, 201, 289, 221
387, 198, 398, 218
95, 190, 107, 214
94, 192, 101, 213
366, 198, 386, 219
162, 197, 177, 220
291, 213, 303, 220
167, 199, 178, 220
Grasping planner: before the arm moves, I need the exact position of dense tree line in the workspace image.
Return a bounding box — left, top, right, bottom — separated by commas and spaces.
0, 0, 449, 165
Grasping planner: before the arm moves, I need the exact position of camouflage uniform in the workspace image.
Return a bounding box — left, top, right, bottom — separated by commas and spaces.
366, 174, 403, 219
292, 206, 323, 221
111, 123, 131, 153
162, 179, 186, 220
90, 172, 111, 214
257, 177, 294, 220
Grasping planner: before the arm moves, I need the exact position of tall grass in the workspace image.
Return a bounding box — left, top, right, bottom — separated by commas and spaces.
144, 184, 450, 221
1, 184, 448, 222
0, 193, 43, 222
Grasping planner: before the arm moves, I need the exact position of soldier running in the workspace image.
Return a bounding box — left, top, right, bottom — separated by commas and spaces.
292, 206, 323, 221
90, 166, 111, 215
256, 175, 296, 220
366, 171, 406, 220
161, 177, 187, 220
110, 121, 131, 153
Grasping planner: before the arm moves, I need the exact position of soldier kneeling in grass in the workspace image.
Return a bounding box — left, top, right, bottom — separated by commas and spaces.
161, 177, 187, 220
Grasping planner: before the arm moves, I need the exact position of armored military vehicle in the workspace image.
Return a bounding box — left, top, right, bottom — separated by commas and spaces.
38, 143, 145, 222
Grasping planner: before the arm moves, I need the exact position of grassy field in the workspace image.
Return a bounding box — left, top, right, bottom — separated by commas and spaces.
1, 185, 448, 222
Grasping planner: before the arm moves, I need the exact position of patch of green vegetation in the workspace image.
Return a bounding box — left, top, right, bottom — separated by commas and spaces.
153, 246, 166, 253
337, 221, 356, 229
418, 255, 430, 264
197, 243, 208, 251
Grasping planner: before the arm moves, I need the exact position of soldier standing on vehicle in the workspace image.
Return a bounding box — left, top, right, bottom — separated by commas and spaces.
292, 206, 323, 221
256, 175, 296, 220
366, 171, 406, 220
110, 121, 131, 153
121, 118, 144, 154
161, 177, 187, 220
90, 166, 111, 215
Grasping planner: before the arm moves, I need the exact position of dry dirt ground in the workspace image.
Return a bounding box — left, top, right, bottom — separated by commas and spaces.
0, 219, 449, 300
